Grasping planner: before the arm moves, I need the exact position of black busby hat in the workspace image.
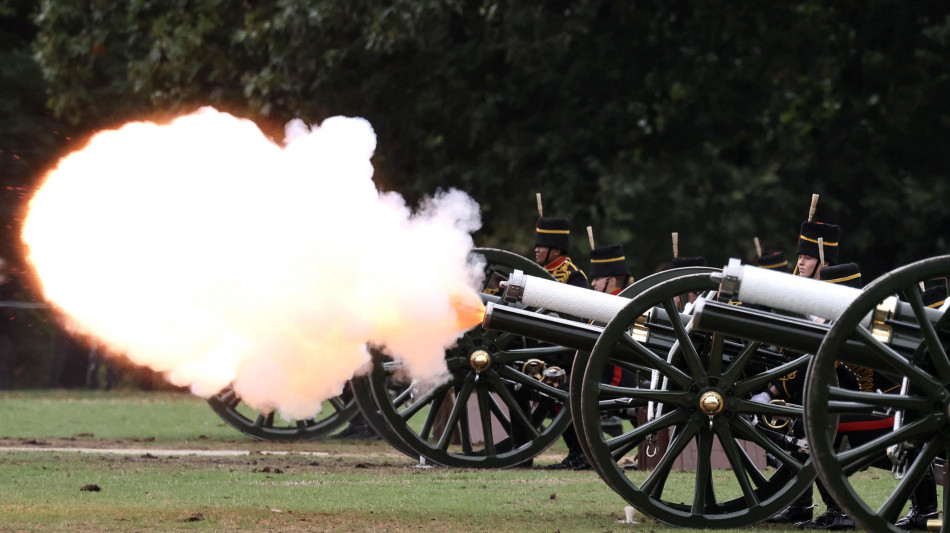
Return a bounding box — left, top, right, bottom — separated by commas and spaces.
589, 244, 632, 279
818, 262, 862, 289
798, 221, 840, 264
535, 217, 571, 252
923, 278, 948, 308
671, 256, 707, 268
756, 251, 789, 271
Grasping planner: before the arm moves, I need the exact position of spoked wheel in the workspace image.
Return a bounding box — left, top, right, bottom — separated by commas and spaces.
578, 272, 815, 528
805, 256, 950, 532
208, 382, 358, 441
568, 267, 720, 477
360, 247, 575, 468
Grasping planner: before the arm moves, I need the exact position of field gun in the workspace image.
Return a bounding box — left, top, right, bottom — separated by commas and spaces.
693, 256, 950, 533
483, 256, 949, 531
476, 266, 815, 528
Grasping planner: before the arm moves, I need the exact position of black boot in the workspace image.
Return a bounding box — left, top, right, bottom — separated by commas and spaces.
795, 481, 855, 530
767, 489, 814, 523
544, 425, 591, 470
795, 506, 855, 530
896, 462, 939, 531
331, 415, 380, 440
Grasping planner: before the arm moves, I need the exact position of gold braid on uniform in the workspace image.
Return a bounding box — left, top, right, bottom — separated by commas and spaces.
779, 371, 797, 398
846, 365, 876, 393
546, 257, 587, 283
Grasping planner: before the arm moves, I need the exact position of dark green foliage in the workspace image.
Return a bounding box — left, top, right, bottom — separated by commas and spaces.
11, 0, 950, 283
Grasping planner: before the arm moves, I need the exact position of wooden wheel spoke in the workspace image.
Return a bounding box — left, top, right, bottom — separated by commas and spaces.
485, 371, 540, 440
736, 398, 801, 419
662, 300, 705, 378
828, 387, 930, 414
618, 334, 692, 388
399, 377, 462, 420
606, 408, 688, 454
713, 422, 760, 507
734, 353, 809, 396
641, 417, 702, 498
721, 340, 762, 384
436, 379, 475, 450
328, 396, 346, 412
475, 386, 496, 456
597, 383, 689, 407
853, 328, 942, 395
731, 417, 805, 472
838, 416, 939, 474
253, 411, 274, 428
458, 402, 474, 454
692, 429, 716, 513
419, 390, 448, 441
486, 392, 513, 435
706, 333, 725, 377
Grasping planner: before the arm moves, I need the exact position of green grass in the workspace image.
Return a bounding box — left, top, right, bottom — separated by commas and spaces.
0, 389, 918, 532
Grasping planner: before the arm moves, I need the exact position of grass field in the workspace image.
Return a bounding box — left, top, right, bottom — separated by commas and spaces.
0, 388, 900, 532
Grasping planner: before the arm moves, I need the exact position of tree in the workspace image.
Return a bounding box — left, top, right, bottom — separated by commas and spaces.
31, 0, 950, 278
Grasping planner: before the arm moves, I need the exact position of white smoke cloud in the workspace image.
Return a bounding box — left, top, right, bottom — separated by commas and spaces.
21, 107, 485, 420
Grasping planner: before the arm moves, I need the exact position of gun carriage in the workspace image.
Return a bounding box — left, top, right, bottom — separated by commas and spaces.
481, 255, 949, 531
698, 256, 950, 532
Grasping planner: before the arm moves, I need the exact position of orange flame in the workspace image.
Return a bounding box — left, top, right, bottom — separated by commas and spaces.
451, 291, 487, 330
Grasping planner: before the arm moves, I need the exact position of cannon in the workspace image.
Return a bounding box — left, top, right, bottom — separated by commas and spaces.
482, 255, 948, 530
692, 256, 950, 532
487, 266, 812, 528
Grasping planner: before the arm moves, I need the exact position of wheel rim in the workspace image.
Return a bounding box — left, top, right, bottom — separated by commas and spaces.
208, 382, 358, 441
805, 255, 950, 533
349, 373, 420, 458
579, 272, 815, 528
362, 247, 574, 468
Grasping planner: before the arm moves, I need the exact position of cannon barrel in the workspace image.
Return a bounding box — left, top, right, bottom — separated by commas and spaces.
483, 297, 790, 370
484, 303, 631, 355
501, 269, 631, 324
713, 258, 942, 331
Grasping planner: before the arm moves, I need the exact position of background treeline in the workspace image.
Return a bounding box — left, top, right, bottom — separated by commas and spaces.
4, 0, 950, 289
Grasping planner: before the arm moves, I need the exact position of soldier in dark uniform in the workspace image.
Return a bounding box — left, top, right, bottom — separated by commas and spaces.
589, 243, 633, 295
755, 250, 790, 272
534, 217, 589, 289
794, 221, 840, 279
532, 216, 592, 469
588, 244, 640, 441
763, 221, 842, 526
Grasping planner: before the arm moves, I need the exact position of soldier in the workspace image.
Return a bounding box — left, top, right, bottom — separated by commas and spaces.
788, 263, 864, 531
532, 216, 592, 469
534, 217, 590, 289
761, 220, 845, 527
794, 221, 840, 279
588, 243, 633, 294
756, 250, 790, 272
588, 243, 640, 441
752, 236, 790, 272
